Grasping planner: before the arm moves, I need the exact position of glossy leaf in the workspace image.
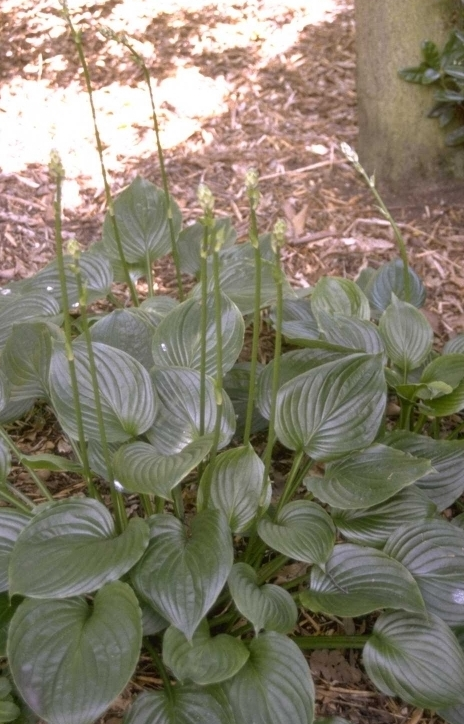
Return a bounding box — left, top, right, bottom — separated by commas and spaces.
0, 438, 11, 484
332, 486, 437, 548
2, 321, 62, 400
19, 452, 83, 473
269, 298, 320, 343
275, 354, 386, 461
384, 520, 464, 625
444, 333, 464, 354
228, 562, 298, 634
318, 312, 386, 357
113, 436, 213, 499
49, 341, 157, 442
305, 444, 432, 509
198, 445, 270, 533
223, 363, 267, 436
365, 260, 426, 313
258, 501, 335, 566
364, 611, 464, 709
132, 511, 233, 640
0, 509, 29, 592
9, 498, 149, 598
152, 293, 244, 376
148, 367, 235, 454
177, 218, 237, 275
102, 177, 182, 264
163, 620, 249, 685
8, 581, 142, 724
0, 292, 60, 351
0, 371, 10, 414
0, 594, 13, 657
311, 277, 370, 321
89, 309, 155, 371
124, 685, 235, 724
301, 544, 425, 617
139, 296, 179, 327
379, 296, 433, 371
418, 354, 464, 415
223, 632, 315, 724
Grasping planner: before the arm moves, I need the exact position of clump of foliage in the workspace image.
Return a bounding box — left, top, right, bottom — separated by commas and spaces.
399, 30, 464, 145
1, 9, 464, 724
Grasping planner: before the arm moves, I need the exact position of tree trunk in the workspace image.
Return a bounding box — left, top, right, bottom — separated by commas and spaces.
355, 0, 464, 190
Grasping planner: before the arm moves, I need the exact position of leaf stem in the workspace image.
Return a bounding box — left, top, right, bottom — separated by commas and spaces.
0, 427, 53, 502
0, 484, 35, 513
293, 634, 370, 650
143, 638, 174, 701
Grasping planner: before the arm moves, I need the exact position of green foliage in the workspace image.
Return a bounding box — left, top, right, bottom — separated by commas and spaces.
399, 31, 464, 145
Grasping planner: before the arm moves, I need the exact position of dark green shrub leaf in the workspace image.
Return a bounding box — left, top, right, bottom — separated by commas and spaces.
275, 354, 386, 461
89, 309, 155, 371
305, 444, 432, 509
384, 520, 464, 625
379, 296, 433, 371
228, 562, 298, 634
9, 498, 149, 598
124, 686, 235, 724
332, 486, 437, 547
132, 511, 233, 640
49, 341, 157, 442
222, 632, 315, 724
8, 581, 142, 724
385, 431, 464, 510
301, 543, 425, 617
0, 509, 29, 592
152, 294, 244, 376
363, 611, 464, 709
398, 65, 429, 84
102, 177, 182, 265
311, 277, 370, 321
113, 437, 213, 499
258, 501, 335, 565
421, 40, 441, 69
162, 620, 249, 685
198, 445, 270, 533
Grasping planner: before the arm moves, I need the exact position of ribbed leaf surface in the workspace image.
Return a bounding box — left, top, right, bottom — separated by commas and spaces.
0, 509, 29, 591
379, 296, 433, 370
124, 686, 235, 724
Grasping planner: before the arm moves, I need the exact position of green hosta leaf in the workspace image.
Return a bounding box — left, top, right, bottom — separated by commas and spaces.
0, 397, 34, 425
332, 486, 438, 548
384, 520, 464, 625
140, 600, 168, 636
445, 334, 464, 354
0, 594, 14, 657
198, 445, 270, 534
385, 431, 464, 510
301, 543, 425, 617
269, 298, 320, 343
9, 498, 149, 598
0, 292, 60, 351
0, 677, 20, 724
365, 260, 426, 313
2, 321, 62, 400
311, 277, 370, 321
124, 686, 235, 724
379, 296, 433, 371
305, 444, 432, 509
223, 363, 267, 437
148, 367, 235, 454
102, 177, 182, 264
0, 438, 11, 484
275, 354, 386, 461
20, 452, 83, 472
132, 511, 233, 640
257, 348, 346, 420
163, 620, 249, 685
418, 354, 464, 415
228, 562, 298, 634
139, 296, 179, 327
258, 501, 335, 566
49, 341, 157, 442
364, 611, 464, 709
318, 312, 386, 357
177, 218, 237, 275
113, 436, 213, 500
0, 509, 29, 592
152, 293, 244, 376
223, 632, 315, 724
8, 581, 142, 724
0, 371, 10, 414
89, 309, 155, 371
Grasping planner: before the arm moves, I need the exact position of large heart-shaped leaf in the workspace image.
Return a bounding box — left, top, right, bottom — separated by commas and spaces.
379, 296, 433, 371
311, 277, 370, 321
177, 217, 237, 275
2, 321, 63, 400
148, 367, 235, 454
305, 444, 432, 509
268, 298, 320, 343
102, 177, 182, 264
9, 498, 149, 598
124, 686, 235, 724
300, 543, 425, 617
318, 312, 386, 357
152, 293, 244, 377
223, 632, 315, 724
418, 354, 464, 416
162, 620, 249, 685
89, 309, 155, 371
0, 509, 29, 592
364, 611, 464, 709
198, 445, 270, 533
113, 436, 213, 500
332, 486, 438, 548
258, 501, 335, 566
49, 341, 157, 442
132, 511, 233, 640
363, 259, 426, 313
0, 292, 60, 351
385, 431, 464, 510
384, 520, 464, 625
8, 581, 142, 724
275, 354, 386, 461
228, 562, 298, 634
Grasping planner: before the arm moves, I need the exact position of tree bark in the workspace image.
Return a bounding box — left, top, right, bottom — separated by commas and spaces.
355, 0, 464, 190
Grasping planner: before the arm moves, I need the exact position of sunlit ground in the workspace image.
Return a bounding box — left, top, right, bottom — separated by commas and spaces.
1, 0, 348, 208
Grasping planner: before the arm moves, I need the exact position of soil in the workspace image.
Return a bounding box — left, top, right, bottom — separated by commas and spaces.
1, 1, 463, 723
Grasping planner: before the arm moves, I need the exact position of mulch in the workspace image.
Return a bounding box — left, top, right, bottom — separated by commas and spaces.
1, 1, 462, 722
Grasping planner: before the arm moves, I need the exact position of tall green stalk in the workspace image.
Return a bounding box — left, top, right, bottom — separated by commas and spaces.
197, 185, 215, 440
60, 3, 138, 306
104, 29, 185, 301
243, 169, 262, 446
